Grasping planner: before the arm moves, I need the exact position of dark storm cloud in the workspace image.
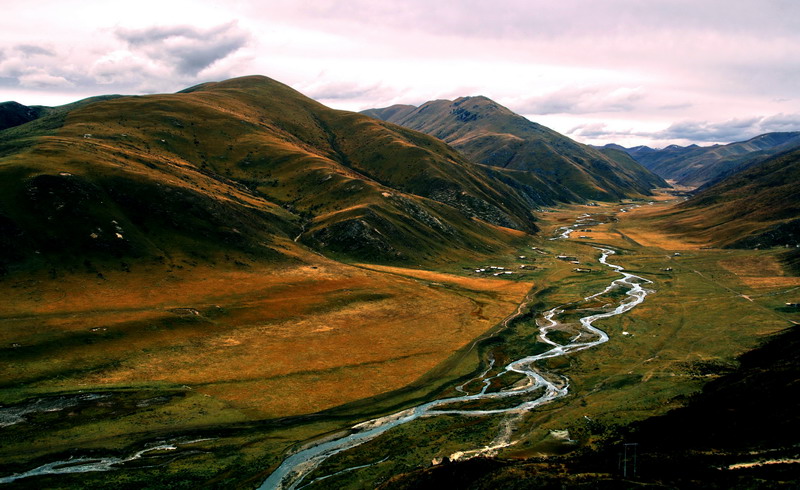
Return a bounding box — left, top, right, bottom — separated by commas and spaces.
169, 39, 247, 76
658, 114, 800, 142
116, 22, 249, 76
760, 113, 800, 132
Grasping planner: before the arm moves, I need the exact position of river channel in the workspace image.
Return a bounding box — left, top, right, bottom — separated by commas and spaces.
261, 243, 653, 489
0, 219, 653, 488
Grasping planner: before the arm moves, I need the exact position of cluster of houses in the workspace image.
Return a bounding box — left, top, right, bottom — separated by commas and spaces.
471, 240, 612, 277
474, 265, 516, 277
473, 254, 541, 277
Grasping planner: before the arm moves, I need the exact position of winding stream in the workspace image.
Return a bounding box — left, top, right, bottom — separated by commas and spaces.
261, 244, 653, 489
0, 216, 653, 488
0, 439, 211, 485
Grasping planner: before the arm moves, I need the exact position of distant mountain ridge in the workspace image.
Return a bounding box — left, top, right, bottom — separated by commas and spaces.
608, 132, 800, 187
363, 97, 668, 203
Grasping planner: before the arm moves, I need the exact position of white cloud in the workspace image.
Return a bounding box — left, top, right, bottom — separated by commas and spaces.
655, 114, 800, 143
514, 86, 647, 115
89, 50, 154, 85
566, 113, 800, 148
18, 70, 74, 88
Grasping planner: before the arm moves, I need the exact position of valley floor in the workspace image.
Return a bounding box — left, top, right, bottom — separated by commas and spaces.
0, 243, 531, 487
1, 192, 798, 488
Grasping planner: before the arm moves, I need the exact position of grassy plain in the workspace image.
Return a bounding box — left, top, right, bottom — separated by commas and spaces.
0, 250, 531, 485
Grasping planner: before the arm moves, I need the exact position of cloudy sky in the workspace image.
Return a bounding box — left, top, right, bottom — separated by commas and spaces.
2, 0, 799, 147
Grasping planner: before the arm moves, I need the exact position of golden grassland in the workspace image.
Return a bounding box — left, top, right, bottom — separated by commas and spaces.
0, 254, 530, 419
718, 255, 800, 289
609, 201, 710, 250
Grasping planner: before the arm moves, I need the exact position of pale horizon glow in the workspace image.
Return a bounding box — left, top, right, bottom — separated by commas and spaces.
2, 0, 799, 148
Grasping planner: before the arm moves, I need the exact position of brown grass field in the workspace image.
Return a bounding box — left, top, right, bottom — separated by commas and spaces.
718, 255, 800, 289
0, 255, 530, 418
609, 202, 709, 250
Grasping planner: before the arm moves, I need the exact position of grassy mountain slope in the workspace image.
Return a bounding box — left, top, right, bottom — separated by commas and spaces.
363, 97, 667, 202
656, 147, 800, 249
0, 76, 540, 276
620, 132, 800, 187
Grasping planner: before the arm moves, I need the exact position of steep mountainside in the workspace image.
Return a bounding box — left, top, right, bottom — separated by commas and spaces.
363, 97, 667, 202
0, 76, 540, 276
616, 132, 800, 187
657, 147, 800, 249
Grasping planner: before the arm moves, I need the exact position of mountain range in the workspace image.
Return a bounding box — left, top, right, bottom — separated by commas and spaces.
656, 146, 800, 253
609, 131, 800, 187
362, 97, 668, 202
602, 131, 800, 267
3, 76, 796, 275
0, 76, 670, 277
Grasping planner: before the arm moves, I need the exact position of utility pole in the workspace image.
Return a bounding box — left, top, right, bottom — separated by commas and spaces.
623, 443, 638, 477
623, 444, 627, 478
